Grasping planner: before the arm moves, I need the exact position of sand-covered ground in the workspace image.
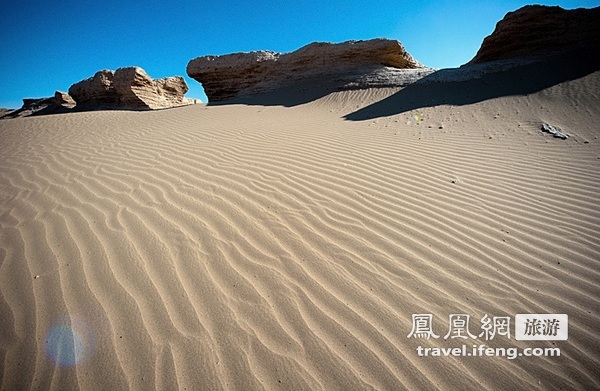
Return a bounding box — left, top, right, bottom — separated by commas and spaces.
1, 69, 599, 390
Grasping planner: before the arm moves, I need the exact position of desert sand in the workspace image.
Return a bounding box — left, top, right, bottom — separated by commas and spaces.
1, 65, 599, 390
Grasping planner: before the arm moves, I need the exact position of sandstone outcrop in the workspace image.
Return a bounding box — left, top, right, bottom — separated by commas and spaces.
470, 5, 600, 64
2, 67, 194, 119
1, 91, 76, 119
53, 90, 77, 107
0, 108, 15, 119
69, 67, 190, 109
187, 39, 428, 102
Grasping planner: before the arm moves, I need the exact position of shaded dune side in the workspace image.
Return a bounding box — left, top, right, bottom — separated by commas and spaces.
1, 81, 599, 391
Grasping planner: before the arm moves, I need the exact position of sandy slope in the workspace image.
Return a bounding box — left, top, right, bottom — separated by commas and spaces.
1, 71, 599, 390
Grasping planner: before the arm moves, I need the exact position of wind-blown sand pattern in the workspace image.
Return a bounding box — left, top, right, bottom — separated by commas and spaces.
1, 71, 600, 390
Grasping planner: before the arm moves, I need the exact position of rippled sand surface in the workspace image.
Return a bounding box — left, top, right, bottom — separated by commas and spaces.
1, 71, 599, 390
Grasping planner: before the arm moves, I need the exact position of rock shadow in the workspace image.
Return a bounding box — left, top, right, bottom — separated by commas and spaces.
204, 68, 436, 108
344, 48, 600, 121
206, 75, 353, 108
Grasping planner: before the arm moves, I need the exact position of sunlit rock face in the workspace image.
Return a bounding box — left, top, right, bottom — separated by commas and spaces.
187, 39, 429, 102
69, 67, 189, 109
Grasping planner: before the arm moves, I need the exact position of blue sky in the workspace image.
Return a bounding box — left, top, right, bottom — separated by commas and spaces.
1, 0, 598, 108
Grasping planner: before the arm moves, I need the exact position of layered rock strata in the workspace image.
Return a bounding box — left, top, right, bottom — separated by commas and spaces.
187, 39, 428, 102
69, 67, 190, 109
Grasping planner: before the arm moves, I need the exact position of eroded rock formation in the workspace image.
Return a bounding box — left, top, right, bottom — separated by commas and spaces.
1, 91, 76, 119
53, 91, 77, 107
2, 67, 194, 119
187, 39, 428, 102
470, 5, 600, 64
69, 67, 190, 109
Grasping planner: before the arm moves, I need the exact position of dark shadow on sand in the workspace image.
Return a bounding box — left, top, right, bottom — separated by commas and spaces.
1, 102, 198, 119
344, 48, 600, 121
205, 75, 352, 108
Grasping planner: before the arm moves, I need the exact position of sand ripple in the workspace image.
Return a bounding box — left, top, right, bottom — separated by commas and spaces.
1, 75, 600, 390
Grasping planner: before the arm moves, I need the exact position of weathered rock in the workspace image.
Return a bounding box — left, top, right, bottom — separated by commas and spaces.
470, 5, 600, 64
54, 91, 77, 107
68, 70, 116, 106
187, 39, 427, 102
69, 67, 190, 109
541, 123, 568, 139
1, 91, 76, 119
0, 108, 14, 118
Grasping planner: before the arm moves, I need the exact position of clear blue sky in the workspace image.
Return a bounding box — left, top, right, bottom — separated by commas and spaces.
1, 0, 598, 108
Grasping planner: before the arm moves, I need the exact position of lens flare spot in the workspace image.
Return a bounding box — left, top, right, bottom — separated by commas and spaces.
413, 112, 424, 122
44, 316, 96, 366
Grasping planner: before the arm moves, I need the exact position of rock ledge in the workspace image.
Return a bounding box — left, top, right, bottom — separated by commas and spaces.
187, 39, 426, 102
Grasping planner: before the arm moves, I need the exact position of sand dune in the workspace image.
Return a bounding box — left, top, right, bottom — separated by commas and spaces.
1, 70, 599, 390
